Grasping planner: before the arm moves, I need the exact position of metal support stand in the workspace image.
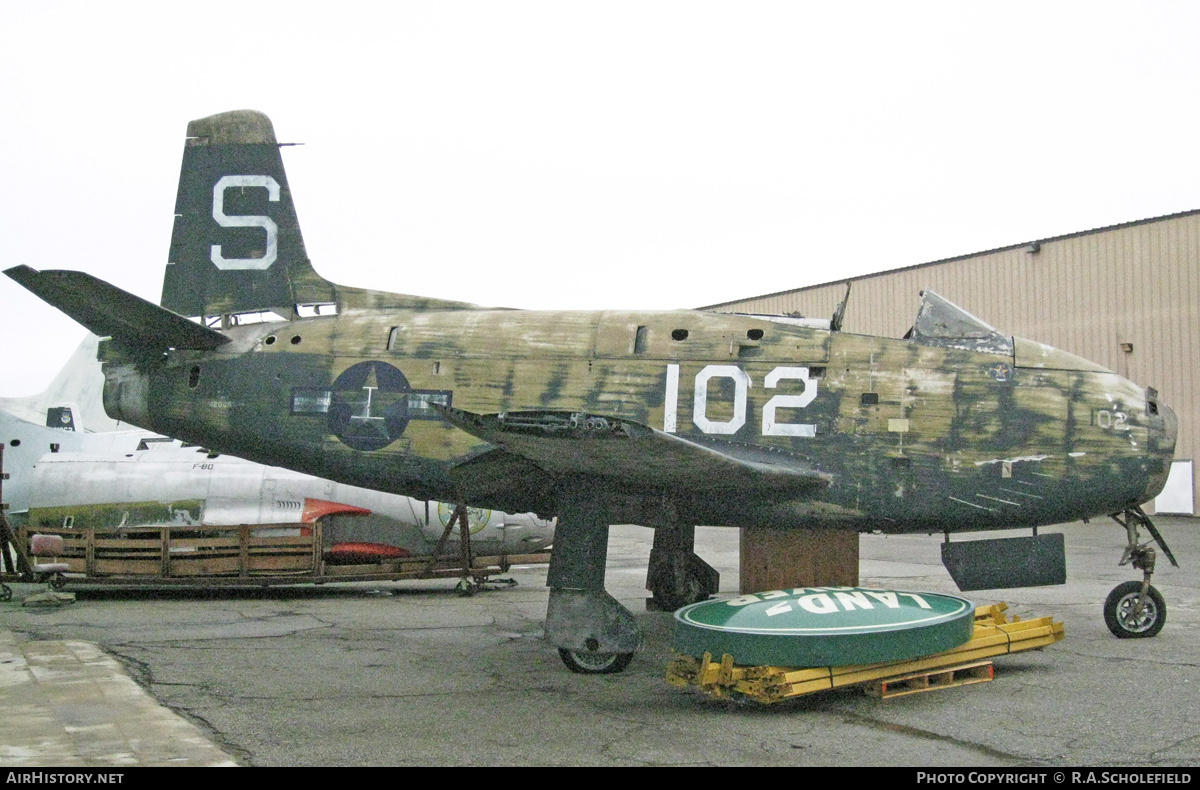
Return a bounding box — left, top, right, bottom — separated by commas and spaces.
426, 504, 477, 595
0, 445, 32, 601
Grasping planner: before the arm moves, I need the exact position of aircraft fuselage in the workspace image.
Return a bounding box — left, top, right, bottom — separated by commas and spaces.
101, 306, 1175, 535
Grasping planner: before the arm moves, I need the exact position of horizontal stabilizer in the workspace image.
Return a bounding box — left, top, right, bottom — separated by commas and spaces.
5, 266, 230, 353
438, 407, 831, 494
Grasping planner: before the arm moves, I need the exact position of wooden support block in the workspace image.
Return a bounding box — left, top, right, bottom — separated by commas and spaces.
739, 527, 859, 593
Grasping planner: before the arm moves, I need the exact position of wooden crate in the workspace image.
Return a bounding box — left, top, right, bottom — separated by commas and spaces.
15, 525, 548, 587
20, 525, 316, 578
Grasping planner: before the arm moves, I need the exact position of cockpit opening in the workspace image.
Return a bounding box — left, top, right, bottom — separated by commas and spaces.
904, 289, 1014, 356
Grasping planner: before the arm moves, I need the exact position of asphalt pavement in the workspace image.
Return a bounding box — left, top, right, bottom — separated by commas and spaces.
0, 517, 1197, 767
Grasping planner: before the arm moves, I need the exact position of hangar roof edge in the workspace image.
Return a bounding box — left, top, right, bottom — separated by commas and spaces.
698, 206, 1200, 310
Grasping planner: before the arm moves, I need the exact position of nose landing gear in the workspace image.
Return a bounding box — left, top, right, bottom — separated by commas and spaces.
1104, 580, 1166, 638
1105, 507, 1177, 639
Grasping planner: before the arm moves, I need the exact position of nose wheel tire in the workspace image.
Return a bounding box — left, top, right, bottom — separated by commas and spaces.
557, 648, 634, 674
1104, 580, 1166, 638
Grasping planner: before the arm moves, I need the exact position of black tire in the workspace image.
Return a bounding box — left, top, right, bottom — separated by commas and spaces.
1104, 580, 1166, 638
557, 648, 634, 674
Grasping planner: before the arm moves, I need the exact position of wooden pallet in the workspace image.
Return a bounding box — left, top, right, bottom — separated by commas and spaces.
864, 659, 993, 699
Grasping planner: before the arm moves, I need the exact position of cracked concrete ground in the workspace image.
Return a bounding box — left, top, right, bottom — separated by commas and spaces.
1, 518, 1197, 766
0, 631, 238, 766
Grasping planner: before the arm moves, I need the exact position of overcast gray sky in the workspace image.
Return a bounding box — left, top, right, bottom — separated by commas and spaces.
3, 2, 1200, 396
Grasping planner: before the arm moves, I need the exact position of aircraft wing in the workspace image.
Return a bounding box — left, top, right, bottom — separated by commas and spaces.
5, 266, 230, 353
437, 407, 832, 494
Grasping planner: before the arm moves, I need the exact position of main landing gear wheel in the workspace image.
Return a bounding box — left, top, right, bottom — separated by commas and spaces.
1104, 580, 1166, 639
557, 647, 634, 675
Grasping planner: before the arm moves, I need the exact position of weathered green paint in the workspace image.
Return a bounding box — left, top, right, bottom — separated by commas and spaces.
12, 110, 1177, 542
672, 587, 976, 666
102, 300, 1170, 534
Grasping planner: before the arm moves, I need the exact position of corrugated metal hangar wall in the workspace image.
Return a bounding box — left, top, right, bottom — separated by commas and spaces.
702, 209, 1200, 516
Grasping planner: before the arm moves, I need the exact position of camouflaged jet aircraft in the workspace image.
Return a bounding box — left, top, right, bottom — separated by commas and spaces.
6, 110, 1179, 673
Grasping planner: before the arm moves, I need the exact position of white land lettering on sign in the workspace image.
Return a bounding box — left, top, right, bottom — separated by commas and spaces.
771, 592, 933, 616
863, 591, 901, 608
663, 363, 819, 436
797, 593, 839, 614
832, 590, 875, 610
732, 588, 933, 616
726, 586, 842, 606
762, 592, 871, 617
210, 174, 280, 271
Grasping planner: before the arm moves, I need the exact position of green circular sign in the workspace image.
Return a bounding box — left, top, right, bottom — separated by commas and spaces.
673, 587, 975, 667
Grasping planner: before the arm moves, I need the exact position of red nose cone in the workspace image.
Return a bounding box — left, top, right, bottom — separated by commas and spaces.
301, 498, 371, 523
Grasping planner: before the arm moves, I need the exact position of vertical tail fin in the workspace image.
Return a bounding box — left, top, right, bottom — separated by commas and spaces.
0, 335, 118, 432
161, 110, 337, 319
